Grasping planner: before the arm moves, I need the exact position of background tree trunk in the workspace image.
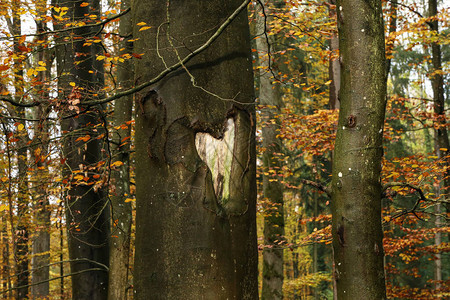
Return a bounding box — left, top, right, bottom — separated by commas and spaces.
331, 0, 387, 299
255, 2, 285, 299
328, 0, 340, 110
12, 2, 30, 297
428, 0, 447, 289
108, 0, 133, 299
30, 13, 51, 298
133, 0, 257, 298
54, 0, 110, 298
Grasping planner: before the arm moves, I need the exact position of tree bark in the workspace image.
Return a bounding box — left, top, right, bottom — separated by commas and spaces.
54, 0, 110, 298
255, 2, 284, 299
332, 0, 387, 299
12, 2, 30, 297
133, 0, 257, 298
108, 0, 133, 299
428, 0, 448, 289
328, 0, 340, 110
31, 4, 51, 297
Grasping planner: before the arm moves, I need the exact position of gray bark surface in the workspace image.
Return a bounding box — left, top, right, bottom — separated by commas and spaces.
332, 0, 387, 298
108, 0, 133, 298
133, 1, 257, 298
255, 2, 285, 299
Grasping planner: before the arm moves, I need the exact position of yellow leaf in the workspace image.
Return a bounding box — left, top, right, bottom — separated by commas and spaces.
73, 174, 84, 180
439, 148, 447, 151
38, 61, 46, 66
27, 68, 36, 77
69, 82, 76, 87
80, 2, 89, 7
124, 198, 135, 203
0, 204, 8, 212
35, 66, 46, 72
1, 177, 8, 182
96, 55, 105, 61
17, 123, 24, 131
111, 161, 124, 167
136, 22, 147, 26
139, 26, 151, 31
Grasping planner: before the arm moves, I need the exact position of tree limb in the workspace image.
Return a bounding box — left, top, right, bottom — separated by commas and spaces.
0, 1, 251, 108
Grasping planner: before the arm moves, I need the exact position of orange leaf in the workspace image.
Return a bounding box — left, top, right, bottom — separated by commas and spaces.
75, 135, 90, 142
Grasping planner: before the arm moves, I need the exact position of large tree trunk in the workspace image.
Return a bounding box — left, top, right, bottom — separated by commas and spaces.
133, 0, 257, 298
331, 0, 387, 299
428, 0, 448, 289
255, 2, 285, 299
108, 1, 133, 299
54, 0, 110, 298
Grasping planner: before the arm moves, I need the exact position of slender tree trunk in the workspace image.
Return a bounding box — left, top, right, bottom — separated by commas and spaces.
328, 0, 340, 110
1, 121, 14, 300
255, 2, 284, 299
12, 2, 30, 297
428, 0, 448, 289
31, 6, 51, 296
332, 0, 387, 299
385, 0, 397, 80
108, 1, 133, 299
1, 215, 11, 298
59, 201, 64, 298
133, 0, 257, 298
54, 0, 110, 298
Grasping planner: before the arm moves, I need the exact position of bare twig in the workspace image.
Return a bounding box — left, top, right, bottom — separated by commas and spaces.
382, 182, 428, 221
301, 179, 331, 198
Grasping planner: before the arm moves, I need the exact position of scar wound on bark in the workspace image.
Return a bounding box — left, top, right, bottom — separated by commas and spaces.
347, 115, 356, 128
337, 224, 345, 246
195, 118, 235, 201
142, 90, 166, 160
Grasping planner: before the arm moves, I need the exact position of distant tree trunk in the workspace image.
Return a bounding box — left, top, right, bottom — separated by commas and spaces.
54, 0, 110, 298
385, 0, 397, 80
133, 0, 257, 298
255, 2, 284, 299
428, 0, 448, 289
12, 2, 29, 297
31, 5, 51, 297
1, 120, 14, 299
1, 216, 10, 294
328, 0, 340, 110
108, 1, 133, 299
58, 201, 64, 297
331, 0, 387, 299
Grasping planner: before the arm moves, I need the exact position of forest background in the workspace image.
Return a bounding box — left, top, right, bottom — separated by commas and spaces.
0, 0, 448, 299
